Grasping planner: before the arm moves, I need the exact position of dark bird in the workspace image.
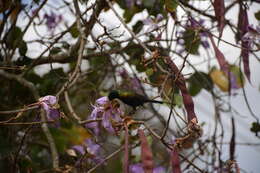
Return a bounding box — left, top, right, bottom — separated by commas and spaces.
108, 90, 164, 110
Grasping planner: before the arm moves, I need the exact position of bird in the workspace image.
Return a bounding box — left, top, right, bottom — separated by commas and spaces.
108, 90, 164, 110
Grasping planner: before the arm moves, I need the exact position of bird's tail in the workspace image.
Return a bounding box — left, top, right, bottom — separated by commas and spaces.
146, 100, 164, 104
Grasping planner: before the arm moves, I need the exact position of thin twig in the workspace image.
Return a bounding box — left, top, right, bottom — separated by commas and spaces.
56, 0, 86, 97
79, 118, 103, 124
0, 105, 39, 114
0, 120, 56, 126
124, 123, 129, 173
64, 91, 82, 122
87, 146, 125, 173
40, 109, 59, 169
161, 84, 175, 140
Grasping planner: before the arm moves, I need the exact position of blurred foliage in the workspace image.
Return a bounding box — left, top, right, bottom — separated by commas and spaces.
255, 11, 260, 21
188, 71, 213, 96
183, 29, 201, 55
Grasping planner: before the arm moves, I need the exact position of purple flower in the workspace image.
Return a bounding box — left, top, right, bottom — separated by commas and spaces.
39, 95, 57, 105
72, 145, 85, 155
130, 163, 144, 173
242, 25, 260, 49
72, 138, 104, 164
229, 72, 240, 89
188, 17, 204, 29
176, 37, 184, 45
178, 17, 210, 51
143, 14, 164, 32
200, 32, 210, 49
143, 17, 155, 26
39, 95, 60, 123
85, 96, 123, 135
125, 0, 134, 8
96, 96, 109, 105
43, 11, 63, 31
85, 139, 101, 155
153, 166, 165, 173
31, 9, 39, 17
136, 0, 142, 5
48, 108, 60, 120
129, 164, 165, 173
102, 110, 115, 133
85, 107, 100, 135
156, 14, 164, 23
72, 139, 101, 156
119, 69, 129, 78
201, 40, 210, 49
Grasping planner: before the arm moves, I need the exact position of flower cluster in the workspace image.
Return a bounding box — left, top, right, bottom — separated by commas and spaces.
177, 17, 209, 54
39, 95, 60, 122
125, 0, 142, 8
85, 96, 123, 135
189, 17, 210, 48
72, 138, 103, 164
242, 25, 260, 49
129, 163, 165, 173
43, 11, 63, 31
143, 14, 164, 32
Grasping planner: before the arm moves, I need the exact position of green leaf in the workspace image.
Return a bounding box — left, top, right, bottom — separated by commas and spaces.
33, 0, 40, 4
89, 55, 108, 68
116, 0, 128, 9
250, 122, 260, 135
123, 9, 135, 23
255, 11, 260, 21
133, 21, 144, 34
15, 56, 32, 66
19, 40, 28, 56
145, 68, 154, 76
50, 128, 69, 153
147, 0, 166, 16
126, 43, 145, 72
62, 42, 70, 49
188, 82, 202, 96
39, 68, 65, 95
183, 29, 201, 54
123, 6, 142, 23
173, 93, 183, 107
136, 63, 146, 72
188, 71, 213, 96
50, 47, 62, 55
19, 156, 33, 172
30, 145, 52, 169
125, 43, 144, 58
6, 26, 23, 48
165, 0, 179, 12
229, 65, 245, 88
143, 0, 156, 8
69, 24, 79, 38
25, 71, 42, 85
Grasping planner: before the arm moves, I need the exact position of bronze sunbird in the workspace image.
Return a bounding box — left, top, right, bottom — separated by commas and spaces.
108, 90, 164, 110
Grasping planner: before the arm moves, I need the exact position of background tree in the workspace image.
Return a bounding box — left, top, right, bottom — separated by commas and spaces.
0, 0, 259, 172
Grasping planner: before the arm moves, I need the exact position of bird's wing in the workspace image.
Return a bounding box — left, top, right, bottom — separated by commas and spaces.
117, 90, 148, 107
119, 91, 147, 101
